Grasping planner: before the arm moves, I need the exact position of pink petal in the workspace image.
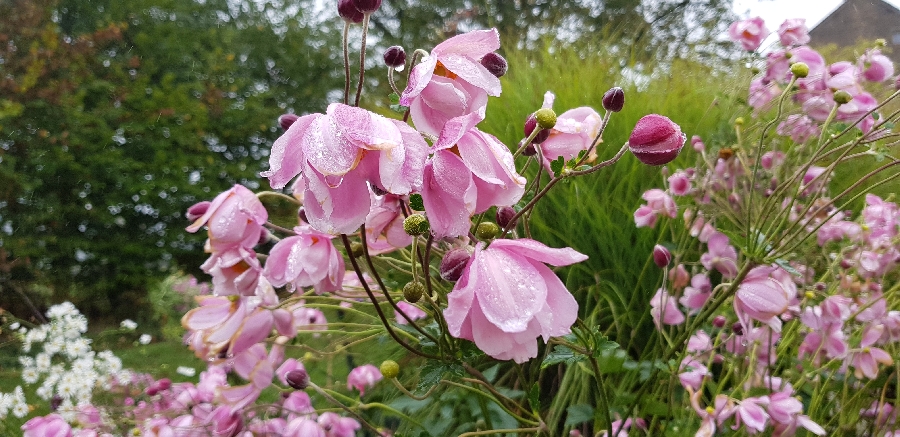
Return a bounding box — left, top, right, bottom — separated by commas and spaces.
488, 239, 588, 267
473, 245, 548, 332
261, 114, 319, 189
421, 152, 476, 238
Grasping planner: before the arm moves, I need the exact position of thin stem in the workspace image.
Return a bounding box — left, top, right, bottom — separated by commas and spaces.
342, 21, 351, 105
308, 381, 385, 436
354, 14, 371, 107
457, 428, 540, 437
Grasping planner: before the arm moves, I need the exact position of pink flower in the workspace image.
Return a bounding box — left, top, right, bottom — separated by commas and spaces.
282, 391, 315, 421
422, 112, 525, 238
734, 266, 796, 331
749, 78, 780, 110
365, 194, 412, 254
700, 232, 738, 279
650, 288, 685, 328
219, 344, 282, 411
284, 418, 326, 437
200, 246, 263, 296
680, 274, 712, 314
347, 364, 382, 395
849, 324, 894, 379
689, 389, 736, 437
262, 103, 428, 234
443, 239, 587, 363
836, 91, 878, 133
777, 18, 809, 46
668, 171, 692, 195
317, 412, 361, 437
767, 388, 826, 436
776, 115, 819, 144
395, 301, 427, 325
628, 114, 686, 166
401, 29, 502, 107
264, 225, 344, 294
537, 91, 603, 174
408, 71, 489, 138
22, 414, 72, 437
734, 397, 770, 434
826, 61, 859, 92
634, 189, 677, 228
679, 356, 709, 390
186, 184, 268, 252
860, 49, 895, 82
182, 291, 278, 359
729, 17, 770, 51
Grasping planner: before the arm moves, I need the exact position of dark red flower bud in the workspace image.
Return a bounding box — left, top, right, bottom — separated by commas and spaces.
712, 316, 727, 328
732, 322, 744, 336
337, 0, 364, 23
523, 143, 537, 156
145, 386, 159, 396
278, 113, 299, 131
186, 201, 210, 222
495, 206, 517, 229
286, 369, 310, 390
298, 207, 308, 224
383, 46, 406, 68
602, 87, 625, 112
524, 114, 550, 144
480, 52, 508, 77
628, 114, 686, 166
351, 0, 381, 13
652, 245, 671, 268
440, 248, 471, 282
156, 378, 172, 391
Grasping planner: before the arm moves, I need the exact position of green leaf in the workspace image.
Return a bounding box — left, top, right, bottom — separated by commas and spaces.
409, 194, 425, 211
390, 103, 409, 113
550, 156, 565, 175
528, 384, 540, 411
389, 92, 400, 104
541, 345, 587, 368
564, 404, 595, 426
416, 361, 464, 395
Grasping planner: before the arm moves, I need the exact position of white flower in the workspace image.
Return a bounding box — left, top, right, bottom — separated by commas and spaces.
9, 322, 20, 330
11, 401, 28, 418
138, 334, 152, 345
120, 319, 138, 330
175, 366, 196, 377
35, 353, 51, 371
21, 368, 39, 384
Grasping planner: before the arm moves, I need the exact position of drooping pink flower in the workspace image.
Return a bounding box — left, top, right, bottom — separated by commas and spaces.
22, 414, 72, 437
634, 189, 677, 228
734, 397, 770, 434
401, 29, 502, 107
767, 388, 826, 436
825, 61, 860, 92
219, 344, 282, 411
264, 225, 344, 294
364, 194, 412, 254
347, 364, 383, 395
443, 239, 587, 363
650, 288, 685, 328
859, 49, 895, 82
680, 273, 712, 314
734, 266, 796, 331
182, 293, 276, 359
186, 184, 268, 252
262, 103, 428, 234
317, 412, 361, 437
200, 246, 263, 296
749, 78, 780, 110
282, 391, 315, 421
689, 389, 736, 437
849, 324, 894, 379
729, 17, 770, 51
284, 418, 326, 437
679, 356, 709, 390
777, 18, 809, 46
536, 91, 603, 174
700, 232, 739, 279
764, 50, 791, 84
395, 301, 427, 325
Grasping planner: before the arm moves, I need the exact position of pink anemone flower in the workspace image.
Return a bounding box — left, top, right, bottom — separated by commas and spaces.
347, 364, 383, 395
535, 91, 603, 175
186, 184, 268, 252
734, 266, 796, 332
443, 239, 587, 363
262, 103, 428, 235
264, 225, 344, 294
729, 17, 769, 51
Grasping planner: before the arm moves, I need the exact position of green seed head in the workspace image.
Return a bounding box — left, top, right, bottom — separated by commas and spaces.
790, 62, 809, 78
403, 281, 425, 303
534, 108, 557, 130
380, 360, 400, 379
475, 222, 500, 240
403, 214, 430, 236
833, 90, 853, 105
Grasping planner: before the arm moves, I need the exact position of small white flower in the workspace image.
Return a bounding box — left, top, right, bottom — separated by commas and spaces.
138, 334, 152, 345
175, 366, 196, 377
120, 319, 138, 330
9, 322, 20, 330
21, 368, 39, 384
11, 401, 28, 418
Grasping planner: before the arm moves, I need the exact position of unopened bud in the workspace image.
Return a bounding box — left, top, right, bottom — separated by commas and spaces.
495, 207, 517, 229
440, 249, 471, 282
712, 316, 726, 328
602, 87, 625, 112
383, 46, 406, 68
475, 222, 500, 240
790, 62, 809, 78
350, 0, 381, 13
833, 90, 853, 105
349, 242, 365, 258
285, 369, 310, 390
186, 201, 211, 222
278, 113, 299, 131
628, 114, 686, 166
403, 214, 430, 236
534, 108, 557, 130
750, 66, 760, 75
732, 322, 744, 336
523, 143, 537, 156
403, 281, 425, 303
734, 117, 744, 126
380, 360, 400, 379
652, 245, 671, 268
337, 0, 364, 23
156, 378, 172, 391
480, 53, 508, 78
524, 114, 550, 144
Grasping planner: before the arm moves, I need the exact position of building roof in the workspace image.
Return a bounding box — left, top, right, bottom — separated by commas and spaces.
809, 0, 900, 48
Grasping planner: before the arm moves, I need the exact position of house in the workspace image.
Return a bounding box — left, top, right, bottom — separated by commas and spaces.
809, 0, 900, 49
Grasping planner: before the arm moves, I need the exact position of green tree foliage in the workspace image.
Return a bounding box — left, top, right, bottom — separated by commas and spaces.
0, 0, 343, 318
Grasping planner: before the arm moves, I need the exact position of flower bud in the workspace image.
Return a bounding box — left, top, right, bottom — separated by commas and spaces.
156, 378, 172, 391
713, 316, 727, 328
628, 114, 686, 166
523, 143, 537, 156
652, 245, 671, 268
278, 113, 299, 131
690, 135, 705, 152
380, 360, 400, 379
186, 201, 211, 222
876, 38, 886, 47
351, 0, 381, 13
403, 281, 425, 303
383, 46, 406, 68
349, 242, 365, 258
790, 62, 809, 78
403, 214, 430, 236
286, 369, 310, 390
440, 248, 471, 281
480, 52, 508, 78
602, 87, 625, 112
732, 322, 744, 336
833, 90, 852, 105
475, 222, 500, 240
734, 117, 744, 126
524, 114, 550, 144
534, 108, 557, 130
495, 206, 517, 229
337, 0, 364, 23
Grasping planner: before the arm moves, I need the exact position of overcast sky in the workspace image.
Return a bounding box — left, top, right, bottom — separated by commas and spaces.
733, 0, 900, 29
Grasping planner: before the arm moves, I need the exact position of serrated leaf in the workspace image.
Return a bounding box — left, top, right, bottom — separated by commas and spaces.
565, 404, 595, 426
409, 194, 424, 211
415, 361, 464, 395
550, 156, 565, 175
389, 92, 400, 104
541, 345, 587, 368
390, 103, 409, 113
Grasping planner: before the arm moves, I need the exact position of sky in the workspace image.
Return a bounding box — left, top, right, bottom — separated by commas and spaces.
733, 0, 900, 30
